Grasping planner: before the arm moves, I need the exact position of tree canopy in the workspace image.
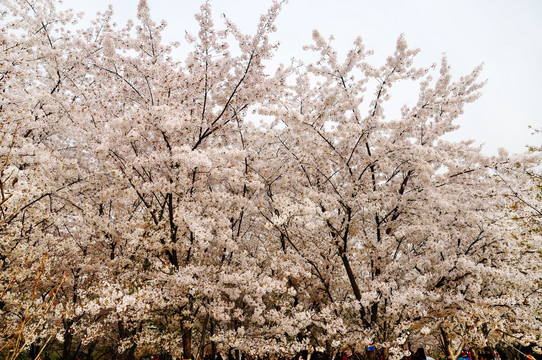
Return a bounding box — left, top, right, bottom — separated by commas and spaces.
0, 1, 540, 360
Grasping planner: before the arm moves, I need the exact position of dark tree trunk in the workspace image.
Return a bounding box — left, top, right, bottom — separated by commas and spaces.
29, 341, 41, 360
116, 321, 137, 360
183, 327, 192, 360
63, 320, 74, 360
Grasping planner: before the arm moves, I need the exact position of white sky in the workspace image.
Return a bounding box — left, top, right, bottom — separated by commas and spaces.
64, 0, 542, 155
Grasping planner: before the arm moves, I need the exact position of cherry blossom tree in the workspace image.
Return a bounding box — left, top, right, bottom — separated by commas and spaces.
0, 0, 85, 357
257, 30, 540, 358
0, 0, 540, 360
59, 1, 292, 359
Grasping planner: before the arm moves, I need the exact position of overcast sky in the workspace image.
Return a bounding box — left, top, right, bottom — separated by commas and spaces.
65, 0, 542, 155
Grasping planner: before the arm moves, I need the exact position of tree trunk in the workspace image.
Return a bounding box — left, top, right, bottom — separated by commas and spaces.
63, 320, 74, 360
440, 327, 464, 360
85, 341, 97, 360
183, 327, 192, 360
117, 321, 137, 360
29, 341, 41, 360
325, 340, 332, 359
197, 315, 210, 360
383, 347, 389, 360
